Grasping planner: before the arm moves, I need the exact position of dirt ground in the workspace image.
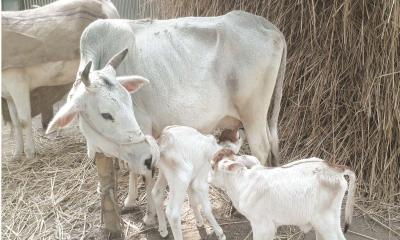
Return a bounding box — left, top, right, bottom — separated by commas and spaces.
2, 115, 399, 240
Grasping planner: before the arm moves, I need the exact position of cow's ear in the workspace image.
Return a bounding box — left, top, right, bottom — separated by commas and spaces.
117, 75, 150, 93
46, 101, 79, 134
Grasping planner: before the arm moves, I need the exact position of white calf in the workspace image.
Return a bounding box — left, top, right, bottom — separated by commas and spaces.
151, 126, 244, 240
210, 153, 356, 240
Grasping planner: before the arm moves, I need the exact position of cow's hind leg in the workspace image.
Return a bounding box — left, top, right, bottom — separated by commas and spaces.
6, 99, 23, 160
41, 104, 53, 130
240, 107, 273, 166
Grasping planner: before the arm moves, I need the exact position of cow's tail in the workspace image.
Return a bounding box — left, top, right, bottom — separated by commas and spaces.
268, 34, 286, 166
343, 168, 356, 233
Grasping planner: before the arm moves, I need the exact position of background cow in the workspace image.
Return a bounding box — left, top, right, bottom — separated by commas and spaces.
1, 0, 119, 160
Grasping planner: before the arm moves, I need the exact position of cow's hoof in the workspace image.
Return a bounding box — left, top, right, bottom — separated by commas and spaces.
158, 228, 168, 238
25, 149, 36, 160
143, 214, 157, 226
12, 152, 22, 161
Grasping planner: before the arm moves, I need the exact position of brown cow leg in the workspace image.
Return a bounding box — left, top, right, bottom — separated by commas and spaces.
41, 104, 53, 130
95, 153, 122, 238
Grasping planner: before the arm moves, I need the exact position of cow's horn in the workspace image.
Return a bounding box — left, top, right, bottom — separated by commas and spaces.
81, 61, 92, 87
107, 48, 128, 70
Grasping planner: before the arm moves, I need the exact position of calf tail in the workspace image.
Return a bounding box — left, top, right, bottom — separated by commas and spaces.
343, 169, 356, 233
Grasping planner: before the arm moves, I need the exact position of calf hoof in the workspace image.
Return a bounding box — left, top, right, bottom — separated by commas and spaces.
217, 233, 226, 240
196, 219, 204, 227
143, 214, 157, 226
158, 227, 168, 238
96, 182, 101, 194
123, 197, 137, 208
121, 206, 137, 215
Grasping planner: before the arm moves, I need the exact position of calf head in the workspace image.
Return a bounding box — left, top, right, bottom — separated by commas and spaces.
210, 149, 243, 188
218, 128, 245, 154
46, 48, 158, 174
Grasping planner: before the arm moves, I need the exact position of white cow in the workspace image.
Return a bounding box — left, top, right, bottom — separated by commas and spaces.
210, 153, 356, 240
1, 0, 119, 160
48, 11, 286, 223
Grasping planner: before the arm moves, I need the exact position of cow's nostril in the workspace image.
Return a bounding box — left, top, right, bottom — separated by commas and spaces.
144, 157, 152, 170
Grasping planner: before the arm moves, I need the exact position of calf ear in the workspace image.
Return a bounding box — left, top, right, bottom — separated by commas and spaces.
227, 162, 244, 172
117, 75, 150, 93
46, 101, 79, 134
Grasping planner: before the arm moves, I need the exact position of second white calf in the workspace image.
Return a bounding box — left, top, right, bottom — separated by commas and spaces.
210, 152, 356, 240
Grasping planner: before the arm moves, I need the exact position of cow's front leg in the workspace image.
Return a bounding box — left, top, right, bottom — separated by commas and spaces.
95, 153, 122, 237
143, 170, 157, 225
8, 83, 35, 160
124, 171, 138, 208
6, 99, 23, 160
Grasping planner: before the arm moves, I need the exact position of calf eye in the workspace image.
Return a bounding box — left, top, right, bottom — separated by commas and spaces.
101, 113, 114, 121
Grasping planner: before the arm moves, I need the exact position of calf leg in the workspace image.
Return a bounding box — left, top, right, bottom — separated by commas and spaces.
313, 214, 342, 240
6, 99, 23, 160
315, 232, 323, 240
124, 171, 138, 208
188, 187, 204, 227
165, 180, 189, 240
151, 172, 169, 237
251, 220, 275, 240
192, 184, 225, 240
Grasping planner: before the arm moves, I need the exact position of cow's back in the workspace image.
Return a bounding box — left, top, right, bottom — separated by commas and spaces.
2, 0, 119, 70
79, 11, 285, 134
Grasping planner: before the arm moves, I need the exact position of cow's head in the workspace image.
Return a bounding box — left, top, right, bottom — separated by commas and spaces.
47, 49, 158, 174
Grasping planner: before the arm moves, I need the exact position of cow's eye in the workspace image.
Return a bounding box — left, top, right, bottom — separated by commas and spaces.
101, 113, 114, 121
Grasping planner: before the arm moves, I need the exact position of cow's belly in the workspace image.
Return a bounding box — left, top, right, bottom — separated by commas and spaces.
144, 93, 240, 137
27, 60, 79, 89
2, 60, 79, 91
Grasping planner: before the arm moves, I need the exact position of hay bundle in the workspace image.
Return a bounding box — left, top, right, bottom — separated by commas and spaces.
148, 0, 400, 203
